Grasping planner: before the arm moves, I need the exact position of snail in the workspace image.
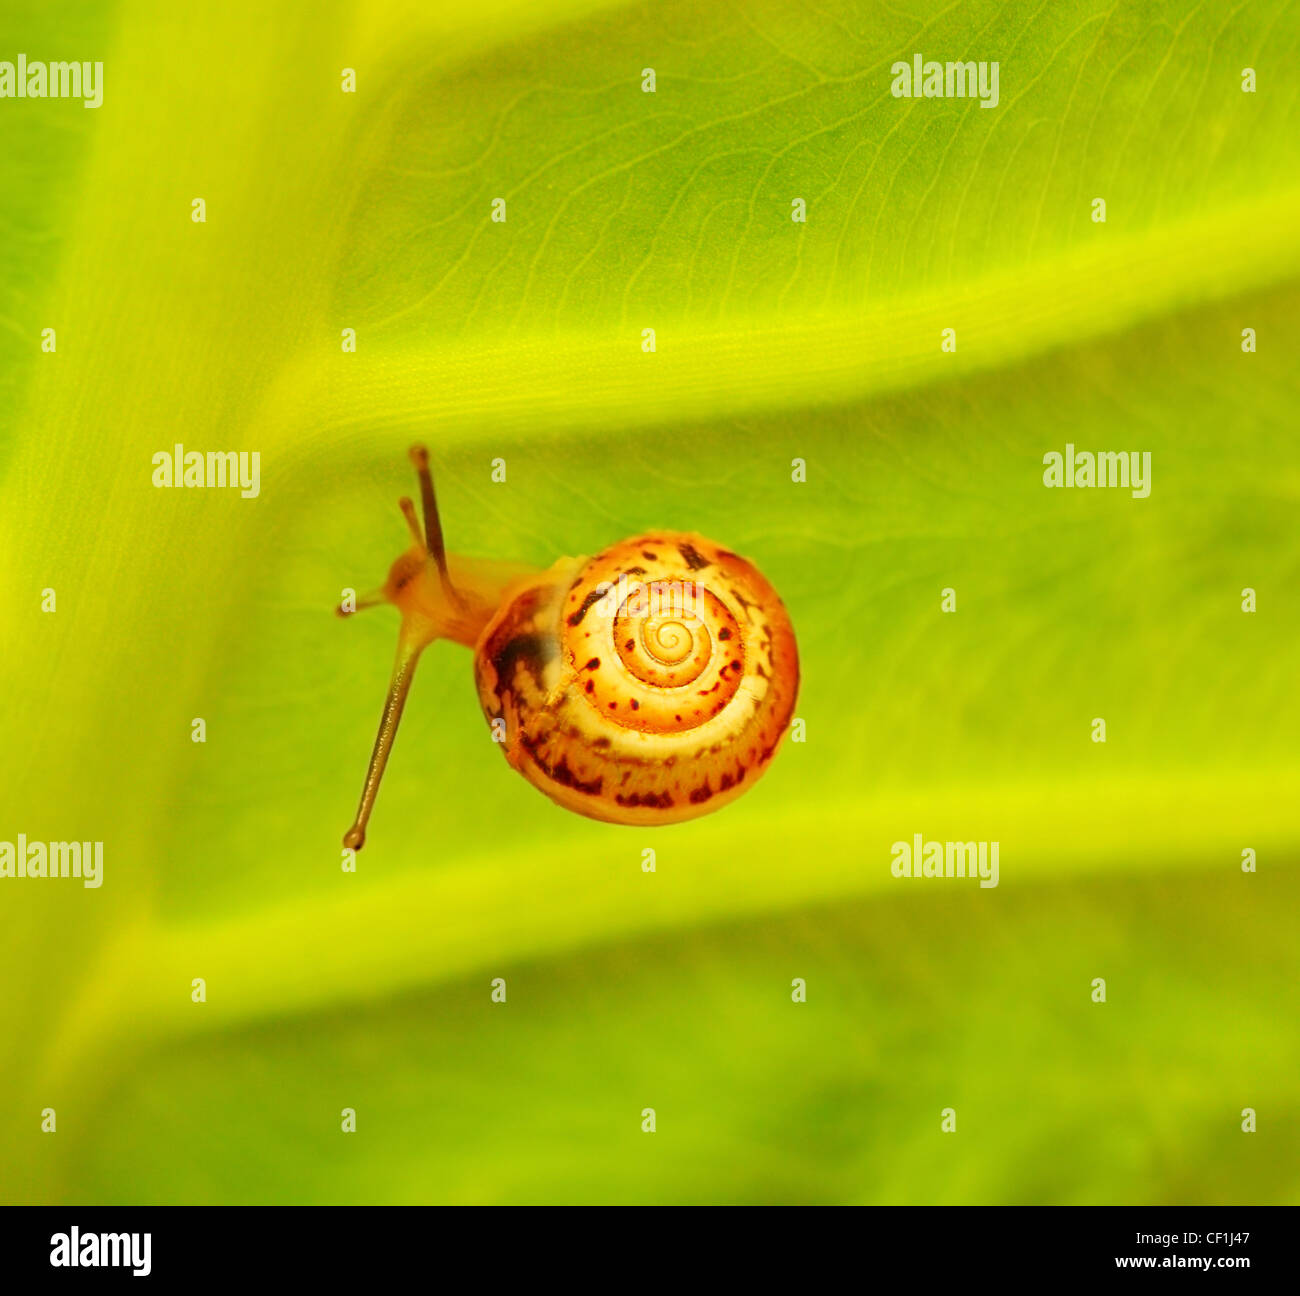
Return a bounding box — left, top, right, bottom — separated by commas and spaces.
339, 446, 799, 849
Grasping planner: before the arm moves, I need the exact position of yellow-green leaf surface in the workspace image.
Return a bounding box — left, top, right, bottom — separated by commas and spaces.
1, 0, 1297, 1203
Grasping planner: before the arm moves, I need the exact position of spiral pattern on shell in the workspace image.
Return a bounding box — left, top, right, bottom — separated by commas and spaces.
473, 533, 799, 825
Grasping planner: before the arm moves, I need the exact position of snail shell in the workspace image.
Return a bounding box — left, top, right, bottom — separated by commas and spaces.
473, 533, 799, 825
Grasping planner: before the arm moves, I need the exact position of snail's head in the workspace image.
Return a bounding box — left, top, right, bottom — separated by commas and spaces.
337, 445, 535, 851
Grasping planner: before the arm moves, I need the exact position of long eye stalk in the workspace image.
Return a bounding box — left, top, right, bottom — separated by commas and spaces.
411, 444, 462, 607
343, 633, 424, 851
341, 444, 454, 850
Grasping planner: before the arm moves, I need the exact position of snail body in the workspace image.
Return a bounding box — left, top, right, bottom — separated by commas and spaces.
340, 448, 799, 848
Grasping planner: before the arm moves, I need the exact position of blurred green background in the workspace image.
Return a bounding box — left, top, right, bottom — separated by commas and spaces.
1, 0, 1297, 1204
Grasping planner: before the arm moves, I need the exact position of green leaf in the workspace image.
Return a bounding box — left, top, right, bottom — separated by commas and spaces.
1, 0, 1297, 1204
